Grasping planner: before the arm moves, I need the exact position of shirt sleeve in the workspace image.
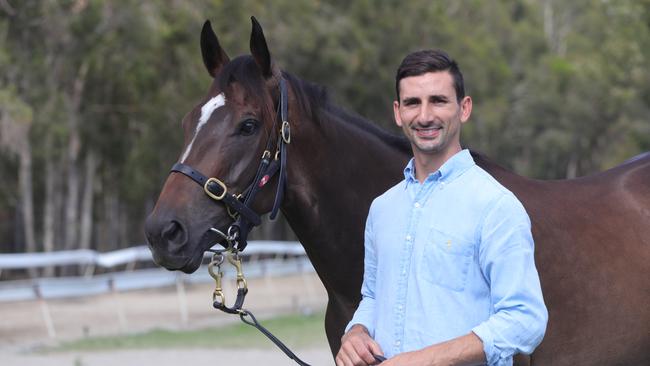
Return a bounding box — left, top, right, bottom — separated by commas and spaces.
471, 193, 548, 366
345, 204, 378, 336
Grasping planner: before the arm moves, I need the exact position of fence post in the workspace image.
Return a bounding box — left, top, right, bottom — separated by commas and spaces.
176, 273, 189, 327
109, 278, 128, 332
34, 283, 56, 338
299, 258, 316, 310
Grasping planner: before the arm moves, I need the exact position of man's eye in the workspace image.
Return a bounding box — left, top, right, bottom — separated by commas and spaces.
239, 119, 259, 136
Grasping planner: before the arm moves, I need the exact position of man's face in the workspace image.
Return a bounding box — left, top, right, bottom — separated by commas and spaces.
393, 71, 471, 156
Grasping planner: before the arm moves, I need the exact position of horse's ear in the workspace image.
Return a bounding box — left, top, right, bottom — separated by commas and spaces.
201, 20, 229, 78
249, 16, 273, 78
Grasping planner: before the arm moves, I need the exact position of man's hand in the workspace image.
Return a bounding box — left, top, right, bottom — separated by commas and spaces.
336, 324, 384, 366
383, 332, 486, 366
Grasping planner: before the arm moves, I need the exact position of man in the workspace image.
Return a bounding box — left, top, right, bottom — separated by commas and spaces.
336, 50, 547, 366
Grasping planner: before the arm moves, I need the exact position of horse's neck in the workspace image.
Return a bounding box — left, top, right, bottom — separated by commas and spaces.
282, 105, 410, 300
471, 151, 541, 201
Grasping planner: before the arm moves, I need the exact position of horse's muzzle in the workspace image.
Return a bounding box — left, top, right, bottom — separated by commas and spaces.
144, 213, 197, 271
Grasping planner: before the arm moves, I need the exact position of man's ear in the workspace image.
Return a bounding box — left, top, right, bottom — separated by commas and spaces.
459, 96, 472, 123
393, 100, 403, 127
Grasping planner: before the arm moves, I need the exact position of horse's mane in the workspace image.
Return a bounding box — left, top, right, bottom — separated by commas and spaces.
283, 70, 412, 156
469, 149, 511, 174
622, 151, 650, 165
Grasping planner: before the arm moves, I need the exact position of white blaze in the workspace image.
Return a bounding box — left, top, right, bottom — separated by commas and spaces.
180, 93, 226, 163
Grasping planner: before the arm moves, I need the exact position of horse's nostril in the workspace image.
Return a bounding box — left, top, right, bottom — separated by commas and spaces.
162, 220, 186, 246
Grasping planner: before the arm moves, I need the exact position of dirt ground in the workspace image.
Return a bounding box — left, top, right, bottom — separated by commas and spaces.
2, 348, 334, 366
0, 272, 334, 366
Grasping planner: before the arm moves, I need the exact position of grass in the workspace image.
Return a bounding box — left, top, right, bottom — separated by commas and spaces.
47, 310, 327, 352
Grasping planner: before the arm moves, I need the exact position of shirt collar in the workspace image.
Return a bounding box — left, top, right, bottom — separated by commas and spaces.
403, 149, 475, 188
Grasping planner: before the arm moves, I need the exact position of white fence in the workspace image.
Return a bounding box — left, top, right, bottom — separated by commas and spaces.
0, 241, 313, 303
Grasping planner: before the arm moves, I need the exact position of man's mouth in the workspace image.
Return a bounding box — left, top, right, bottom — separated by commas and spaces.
413, 125, 442, 138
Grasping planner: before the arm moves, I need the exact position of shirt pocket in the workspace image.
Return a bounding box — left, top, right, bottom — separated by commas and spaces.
421, 226, 475, 292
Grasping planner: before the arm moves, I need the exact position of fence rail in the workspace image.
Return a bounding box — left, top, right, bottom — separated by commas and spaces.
0, 241, 313, 303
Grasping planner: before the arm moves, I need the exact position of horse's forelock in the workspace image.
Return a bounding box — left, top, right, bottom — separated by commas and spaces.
213, 55, 331, 131
216, 56, 275, 123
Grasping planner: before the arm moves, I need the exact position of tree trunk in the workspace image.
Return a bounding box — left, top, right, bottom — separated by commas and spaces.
18, 134, 37, 277
566, 151, 579, 179
63, 61, 89, 251
79, 152, 97, 250
42, 149, 56, 277
54, 155, 66, 252
0, 94, 35, 274
100, 188, 122, 252
542, 0, 575, 57
63, 140, 80, 251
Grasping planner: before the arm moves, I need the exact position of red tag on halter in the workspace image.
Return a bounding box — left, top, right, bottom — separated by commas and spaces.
259, 175, 270, 187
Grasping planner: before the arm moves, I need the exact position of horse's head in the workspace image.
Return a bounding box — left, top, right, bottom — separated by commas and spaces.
145, 18, 288, 272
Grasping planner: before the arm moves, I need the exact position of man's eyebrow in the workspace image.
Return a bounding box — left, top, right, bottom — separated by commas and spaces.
402, 96, 420, 104
430, 94, 449, 102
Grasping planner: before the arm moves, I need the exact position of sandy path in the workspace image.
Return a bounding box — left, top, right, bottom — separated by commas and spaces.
3, 348, 334, 366
0, 273, 334, 366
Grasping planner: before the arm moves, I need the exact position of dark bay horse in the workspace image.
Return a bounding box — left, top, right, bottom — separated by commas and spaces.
144, 18, 650, 365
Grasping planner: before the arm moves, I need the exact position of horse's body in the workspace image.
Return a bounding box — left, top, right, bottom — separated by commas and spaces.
476, 154, 650, 365
145, 19, 650, 365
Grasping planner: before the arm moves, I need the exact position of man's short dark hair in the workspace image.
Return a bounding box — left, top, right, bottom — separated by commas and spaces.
395, 49, 465, 103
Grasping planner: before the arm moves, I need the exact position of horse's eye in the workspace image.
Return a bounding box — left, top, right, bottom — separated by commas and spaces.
239, 119, 259, 136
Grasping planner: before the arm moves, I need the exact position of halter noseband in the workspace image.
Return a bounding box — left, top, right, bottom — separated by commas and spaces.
169, 77, 291, 251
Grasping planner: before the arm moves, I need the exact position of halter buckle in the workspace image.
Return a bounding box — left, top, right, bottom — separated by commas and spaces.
281, 121, 291, 144
204, 177, 228, 201
227, 194, 243, 219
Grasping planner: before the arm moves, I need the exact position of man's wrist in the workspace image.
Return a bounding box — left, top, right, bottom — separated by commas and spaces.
342, 323, 369, 341
420, 332, 486, 366
348, 324, 369, 333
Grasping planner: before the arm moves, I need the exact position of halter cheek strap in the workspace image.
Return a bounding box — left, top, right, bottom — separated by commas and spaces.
271, 77, 289, 220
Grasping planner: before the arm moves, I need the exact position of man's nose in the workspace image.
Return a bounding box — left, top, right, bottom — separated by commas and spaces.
416, 103, 434, 123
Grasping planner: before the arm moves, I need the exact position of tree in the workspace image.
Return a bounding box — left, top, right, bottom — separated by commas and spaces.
0, 0, 648, 262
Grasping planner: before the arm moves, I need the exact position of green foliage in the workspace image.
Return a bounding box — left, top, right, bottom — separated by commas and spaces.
0, 88, 33, 126
1, 0, 649, 251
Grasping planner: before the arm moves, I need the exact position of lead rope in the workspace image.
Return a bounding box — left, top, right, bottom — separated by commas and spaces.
208, 244, 312, 366
238, 309, 311, 366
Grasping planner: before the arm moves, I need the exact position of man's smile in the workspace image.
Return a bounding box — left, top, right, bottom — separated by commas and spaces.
412, 125, 442, 138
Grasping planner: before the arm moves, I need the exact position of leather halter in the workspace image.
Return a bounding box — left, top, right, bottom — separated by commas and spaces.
169, 77, 290, 251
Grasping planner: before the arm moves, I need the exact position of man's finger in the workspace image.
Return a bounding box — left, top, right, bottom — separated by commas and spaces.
368, 339, 384, 359
335, 351, 352, 366
342, 341, 367, 366
350, 337, 377, 365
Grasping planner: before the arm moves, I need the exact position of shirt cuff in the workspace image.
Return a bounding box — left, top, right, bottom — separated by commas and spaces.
345, 310, 374, 336
472, 323, 509, 366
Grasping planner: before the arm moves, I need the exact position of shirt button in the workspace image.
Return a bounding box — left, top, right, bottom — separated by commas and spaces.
397, 305, 403, 310
405, 235, 412, 241
414, 202, 421, 208
395, 340, 401, 346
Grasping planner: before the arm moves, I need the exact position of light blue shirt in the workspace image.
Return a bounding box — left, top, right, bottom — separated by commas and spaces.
347, 149, 547, 365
